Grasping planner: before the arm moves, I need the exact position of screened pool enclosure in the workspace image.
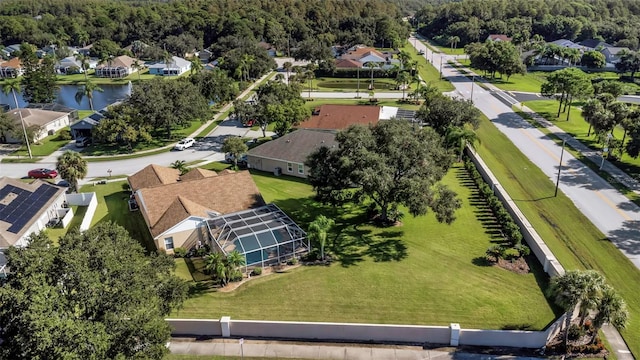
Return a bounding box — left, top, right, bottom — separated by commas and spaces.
206, 204, 309, 267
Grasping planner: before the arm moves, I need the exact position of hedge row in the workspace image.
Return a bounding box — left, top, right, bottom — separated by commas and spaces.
464, 159, 525, 247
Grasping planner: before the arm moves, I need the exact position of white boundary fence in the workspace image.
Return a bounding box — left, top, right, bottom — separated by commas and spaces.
166, 149, 571, 348
65, 192, 98, 231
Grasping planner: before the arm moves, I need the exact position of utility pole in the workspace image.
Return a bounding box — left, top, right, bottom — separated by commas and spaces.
600, 133, 612, 170
439, 55, 443, 79
470, 75, 475, 104
555, 139, 566, 197
356, 65, 360, 98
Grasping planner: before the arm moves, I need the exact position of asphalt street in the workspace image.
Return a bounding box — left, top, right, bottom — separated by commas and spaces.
410, 36, 640, 269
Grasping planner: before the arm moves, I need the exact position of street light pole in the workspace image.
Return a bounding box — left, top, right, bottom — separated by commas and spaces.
356, 66, 360, 98
555, 139, 566, 197
470, 75, 475, 104
600, 133, 612, 170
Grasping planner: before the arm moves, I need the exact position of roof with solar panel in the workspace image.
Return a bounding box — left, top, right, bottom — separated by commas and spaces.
0, 177, 65, 247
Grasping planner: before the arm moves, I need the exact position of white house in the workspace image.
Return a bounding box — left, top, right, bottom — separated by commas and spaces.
147, 56, 191, 76
0, 177, 67, 249
6, 108, 74, 142
55, 56, 97, 74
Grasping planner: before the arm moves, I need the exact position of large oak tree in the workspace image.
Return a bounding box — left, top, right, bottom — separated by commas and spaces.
0, 223, 188, 360
306, 120, 461, 224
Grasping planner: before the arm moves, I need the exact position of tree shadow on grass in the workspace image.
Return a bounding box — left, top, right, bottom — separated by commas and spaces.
364, 231, 407, 262
471, 256, 492, 267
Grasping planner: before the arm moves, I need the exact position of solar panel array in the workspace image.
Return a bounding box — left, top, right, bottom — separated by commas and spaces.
395, 109, 416, 120
0, 184, 59, 234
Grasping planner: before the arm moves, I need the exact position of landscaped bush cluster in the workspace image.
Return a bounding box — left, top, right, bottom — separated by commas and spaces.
463, 159, 530, 261
173, 247, 187, 258
57, 129, 72, 141
251, 267, 262, 276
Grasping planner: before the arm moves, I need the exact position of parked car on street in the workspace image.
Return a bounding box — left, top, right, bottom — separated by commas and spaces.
28, 168, 58, 179
174, 138, 195, 151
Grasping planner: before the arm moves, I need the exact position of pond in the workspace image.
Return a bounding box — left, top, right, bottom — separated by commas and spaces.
0, 83, 132, 110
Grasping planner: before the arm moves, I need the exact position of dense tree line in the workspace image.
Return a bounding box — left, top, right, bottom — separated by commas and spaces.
0, 224, 187, 359
416, 0, 640, 49
0, 0, 409, 55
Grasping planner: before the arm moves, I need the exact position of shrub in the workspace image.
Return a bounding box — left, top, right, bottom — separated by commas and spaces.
57, 129, 72, 140
196, 247, 208, 257
252, 267, 263, 276
503, 247, 520, 260
486, 245, 505, 262
228, 270, 243, 282
173, 247, 187, 258
514, 243, 530, 257
288, 257, 298, 265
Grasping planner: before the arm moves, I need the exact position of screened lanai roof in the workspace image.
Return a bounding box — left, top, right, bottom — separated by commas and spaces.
206, 204, 307, 260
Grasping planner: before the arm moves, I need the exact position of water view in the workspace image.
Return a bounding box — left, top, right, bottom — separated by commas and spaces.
0, 83, 132, 111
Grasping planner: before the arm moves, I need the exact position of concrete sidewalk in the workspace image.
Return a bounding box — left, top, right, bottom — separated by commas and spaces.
169, 339, 544, 360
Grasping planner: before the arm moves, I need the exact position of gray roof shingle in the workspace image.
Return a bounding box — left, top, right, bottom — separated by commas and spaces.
247, 129, 337, 164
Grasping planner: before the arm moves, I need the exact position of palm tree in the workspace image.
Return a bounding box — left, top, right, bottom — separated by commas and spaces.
170, 160, 188, 175
445, 126, 479, 161
203, 252, 222, 273
241, 54, 255, 82
132, 59, 144, 81
591, 285, 628, 344
274, 73, 285, 82
75, 80, 104, 111
226, 250, 246, 279
396, 71, 411, 101
189, 56, 203, 75
283, 61, 292, 84
305, 63, 317, 99
365, 62, 376, 90
548, 270, 605, 349
448, 36, 460, 50
56, 150, 88, 193
74, 53, 91, 81
2, 79, 32, 158
397, 50, 411, 70
307, 215, 334, 261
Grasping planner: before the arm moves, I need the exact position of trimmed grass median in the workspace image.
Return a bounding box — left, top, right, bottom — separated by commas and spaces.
475, 113, 640, 356
172, 169, 557, 330
401, 44, 455, 92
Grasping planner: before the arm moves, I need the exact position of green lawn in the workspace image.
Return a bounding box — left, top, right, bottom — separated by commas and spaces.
53, 68, 189, 85
400, 43, 454, 92
13, 128, 72, 157
172, 169, 556, 330
79, 180, 156, 253
82, 120, 203, 156
77, 110, 95, 119
522, 99, 640, 181
303, 77, 410, 93
475, 113, 640, 356
200, 161, 233, 172
45, 206, 85, 244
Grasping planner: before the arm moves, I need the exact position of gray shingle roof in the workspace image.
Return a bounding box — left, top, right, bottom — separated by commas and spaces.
247, 129, 337, 164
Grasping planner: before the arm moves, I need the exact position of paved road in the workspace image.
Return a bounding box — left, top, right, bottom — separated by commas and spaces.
0, 74, 275, 180
411, 35, 640, 269
169, 338, 543, 360
411, 34, 637, 359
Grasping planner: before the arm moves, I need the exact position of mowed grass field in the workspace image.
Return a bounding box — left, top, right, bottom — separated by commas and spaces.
475, 113, 640, 356
172, 168, 557, 330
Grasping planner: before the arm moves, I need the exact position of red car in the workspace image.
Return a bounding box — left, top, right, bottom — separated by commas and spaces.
28, 168, 58, 179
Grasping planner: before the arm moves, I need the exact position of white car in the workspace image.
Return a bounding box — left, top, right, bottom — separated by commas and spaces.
174, 138, 195, 151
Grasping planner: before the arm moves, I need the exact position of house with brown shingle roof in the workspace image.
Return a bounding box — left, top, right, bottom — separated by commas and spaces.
95, 55, 142, 78
486, 34, 512, 42
297, 104, 381, 130
129, 165, 265, 252
0, 58, 23, 78
247, 129, 337, 178
5, 108, 73, 142
335, 58, 363, 69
